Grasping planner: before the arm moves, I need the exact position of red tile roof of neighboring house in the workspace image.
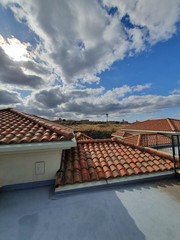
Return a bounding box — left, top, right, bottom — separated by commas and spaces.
55, 138, 175, 187
122, 133, 172, 147
75, 132, 93, 141
122, 118, 180, 133
111, 131, 132, 138
0, 108, 74, 144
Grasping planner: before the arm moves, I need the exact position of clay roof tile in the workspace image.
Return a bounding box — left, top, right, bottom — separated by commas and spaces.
0, 108, 74, 144
55, 138, 175, 188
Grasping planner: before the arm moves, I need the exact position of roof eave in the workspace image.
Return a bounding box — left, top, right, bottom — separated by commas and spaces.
55, 170, 175, 194
0, 140, 77, 154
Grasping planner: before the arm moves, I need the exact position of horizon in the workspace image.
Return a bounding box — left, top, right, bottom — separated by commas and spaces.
0, 0, 180, 122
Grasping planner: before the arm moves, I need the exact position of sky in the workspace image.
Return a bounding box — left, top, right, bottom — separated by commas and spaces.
0, 0, 180, 122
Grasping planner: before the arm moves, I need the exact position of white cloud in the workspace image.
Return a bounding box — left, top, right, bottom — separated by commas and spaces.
104, 0, 180, 43
0, 89, 22, 105
128, 28, 146, 53
133, 83, 151, 92
20, 83, 180, 120
0, 0, 180, 121
2, 0, 179, 84
170, 89, 180, 94
0, 45, 46, 89
3, 81, 177, 120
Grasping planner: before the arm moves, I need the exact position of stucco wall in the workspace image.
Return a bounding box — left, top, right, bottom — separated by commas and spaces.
0, 148, 62, 187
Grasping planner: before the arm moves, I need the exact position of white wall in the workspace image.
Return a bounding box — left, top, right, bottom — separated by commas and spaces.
0, 148, 62, 187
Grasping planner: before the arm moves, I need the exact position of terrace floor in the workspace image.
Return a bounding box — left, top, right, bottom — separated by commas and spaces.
0, 178, 180, 240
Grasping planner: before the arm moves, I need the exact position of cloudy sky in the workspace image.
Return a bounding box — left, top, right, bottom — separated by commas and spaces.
0, 0, 180, 122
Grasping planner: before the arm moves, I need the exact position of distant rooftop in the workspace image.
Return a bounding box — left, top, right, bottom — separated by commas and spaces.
122, 133, 172, 147
111, 131, 132, 138
0, 108, 74, 144
122, 118, 180, 135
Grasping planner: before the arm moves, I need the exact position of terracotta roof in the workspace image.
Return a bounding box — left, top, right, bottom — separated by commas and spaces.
111, 131, 132, 138
75, 132, 93, 141
55, 138, 175, 187
123, 133, 172, 147
0, 108, 74, 144
122, 118, 180, 132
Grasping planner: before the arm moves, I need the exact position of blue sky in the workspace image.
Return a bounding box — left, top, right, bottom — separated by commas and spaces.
0, 0, 180, 122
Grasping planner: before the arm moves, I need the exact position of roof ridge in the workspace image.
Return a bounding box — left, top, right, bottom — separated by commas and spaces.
111, 131, 125, 137
133, 118, 179, 123
112, 130, 124, 134
166, 117, 180, 121
9, 109, 74, 140
0, 107, 12, 112
115, 138, 178, 162
75, 132, 92, 139
78, 138, 114, 144
167, 118, 176, 131
137, 134, 142, 146
123, 133, 139, 139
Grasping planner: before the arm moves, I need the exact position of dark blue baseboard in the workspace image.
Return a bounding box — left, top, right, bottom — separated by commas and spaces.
0, 179, 55, 192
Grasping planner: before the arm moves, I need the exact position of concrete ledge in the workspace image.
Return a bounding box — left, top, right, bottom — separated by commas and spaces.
55, 171, 175, 196
55, 180, 107, 194
0, 179, 55, 192
176, 168, 180, 178
106, 171, 175, 185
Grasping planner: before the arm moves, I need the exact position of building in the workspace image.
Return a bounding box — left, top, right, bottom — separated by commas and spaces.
121, 118, 180, 135
112, 118, 180, 164
0, 108, 76, 189
112, 132, 171, 149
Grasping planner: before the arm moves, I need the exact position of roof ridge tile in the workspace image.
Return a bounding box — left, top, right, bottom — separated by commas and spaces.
78, 138, 115, 144
137, 134, 142, 146
166, 118, 176, 131
114, 138, 177, 162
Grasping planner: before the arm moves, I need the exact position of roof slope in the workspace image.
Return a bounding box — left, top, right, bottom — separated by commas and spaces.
122, 118, 180, 132
123, 133, 171, 147
75, 132, 93, 141
0, 108, 74, 144
111, 131, 132, 138
55, 139, 174, 187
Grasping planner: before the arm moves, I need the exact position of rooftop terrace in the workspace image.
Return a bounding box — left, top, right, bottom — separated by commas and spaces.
0, 178, 180, 240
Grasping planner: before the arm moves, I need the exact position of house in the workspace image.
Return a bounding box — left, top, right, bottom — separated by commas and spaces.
121, 118, 180, 134
0, 108, 76, 189
112, 132, 171, 148
112, 118, 180, 159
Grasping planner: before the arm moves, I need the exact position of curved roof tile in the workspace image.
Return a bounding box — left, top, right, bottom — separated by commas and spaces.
55, 138, 176, 187
122, 118, 180, 132
0, 108, 74, 144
